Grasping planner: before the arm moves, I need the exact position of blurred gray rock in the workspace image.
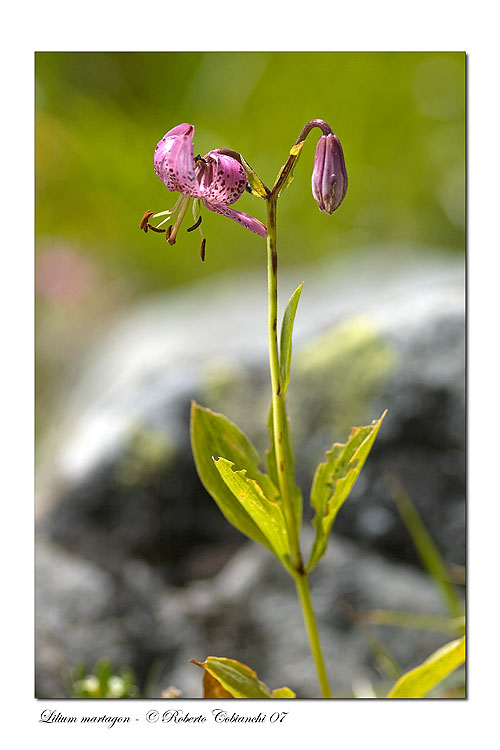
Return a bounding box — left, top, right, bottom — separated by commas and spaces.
36, 529, 457, 698
35, 246, 465, 697
38, 246, 465, 575
168, 530, 457, 698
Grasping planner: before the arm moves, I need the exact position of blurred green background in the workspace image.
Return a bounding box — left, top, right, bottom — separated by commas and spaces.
35, 51, 465, 439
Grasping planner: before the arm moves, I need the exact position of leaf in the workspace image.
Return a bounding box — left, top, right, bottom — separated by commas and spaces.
265, 405, 303, 539
190, 658, 272, 699
389, 477, 464, 619
273, 140, 305, 196
240, 154, 268, 198
366, 610, 466, 636
271, 687, 296, 699
202, 670, 234, 699
280, 283, 303, 395
289, 142, 305, 157
387, 636, 465, 698
307, 411, 387, 572
213, 458, 290, 565
190, 402, 278, 552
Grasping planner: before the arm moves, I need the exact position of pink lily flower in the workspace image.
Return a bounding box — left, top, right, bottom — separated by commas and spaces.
141, 123, 267, 258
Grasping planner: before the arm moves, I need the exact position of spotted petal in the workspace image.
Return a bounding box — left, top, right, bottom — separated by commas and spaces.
154, 122, 202, 198
200, 151, 247, 206
204, 201, 267, 237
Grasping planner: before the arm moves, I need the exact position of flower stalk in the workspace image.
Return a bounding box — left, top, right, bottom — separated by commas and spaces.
265, 190, 332, 698
265, 195, 302, 572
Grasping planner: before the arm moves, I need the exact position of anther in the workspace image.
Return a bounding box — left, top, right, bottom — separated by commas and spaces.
140, 210, 153, 231
200, 238, 206, 262
146, 223, 166, 233
186, 216, 202, 232
165, 225, 172, 240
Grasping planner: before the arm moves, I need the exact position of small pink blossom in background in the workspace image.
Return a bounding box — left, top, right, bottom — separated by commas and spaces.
36, 246, 99, 303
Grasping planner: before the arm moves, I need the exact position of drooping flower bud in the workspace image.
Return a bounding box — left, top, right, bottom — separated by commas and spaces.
311, 133, 348, 214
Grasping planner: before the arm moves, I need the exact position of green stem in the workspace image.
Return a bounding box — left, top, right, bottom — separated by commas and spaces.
294, 573, 333, 698
265, 196, 302, 571
265, 195, 332, 698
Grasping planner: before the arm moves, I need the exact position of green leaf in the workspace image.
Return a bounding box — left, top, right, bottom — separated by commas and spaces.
307, 411, 387, 572
240, 154, 268, 198
289, 142, 304, 157
387, 636, 465, 698
265, 405, 303, 538
273, 140, 305, 196
201, 670, 234, 699
280, 283, 303, 395
190, 402, 278, 552
272, 687, 296, 699
367, 610, 466, 636
389, 477, 464, 619
190, 657, 272, 699
191, 657, 296, 700
213, 458, 290, 564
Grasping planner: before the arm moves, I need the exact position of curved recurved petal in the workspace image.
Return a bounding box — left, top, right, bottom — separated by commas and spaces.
201, 151, 247, 206
154, 123, 202, 197
203, 201, 267, 237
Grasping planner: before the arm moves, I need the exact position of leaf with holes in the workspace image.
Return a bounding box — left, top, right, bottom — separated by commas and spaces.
307, 411, 387, 572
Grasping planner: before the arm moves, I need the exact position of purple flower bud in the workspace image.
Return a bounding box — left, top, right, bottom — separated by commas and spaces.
311, 133, 348, 214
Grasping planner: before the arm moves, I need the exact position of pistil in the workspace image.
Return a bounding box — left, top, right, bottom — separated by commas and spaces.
167, 195, 191, 245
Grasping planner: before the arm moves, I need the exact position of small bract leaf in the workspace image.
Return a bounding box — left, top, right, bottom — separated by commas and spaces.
289, 141, 305, 157
213, 458, 290, 564
387, 636, 465, 698
273, 140, 304, 196
271, 687, 296, 699
191, 402, 277, 551
190, 658, 272, 699
307, 411, 387, 572
280, 283, 303, 396
240, 154, 268, 198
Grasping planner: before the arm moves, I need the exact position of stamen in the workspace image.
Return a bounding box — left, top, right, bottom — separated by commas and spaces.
146, 223, 166, 233
167, 196, 191, 245
191, 199, 201, 223
151, 196, 183, 220
140, 210, 153, 231
200, 238, 206, 262
186, 215, 202, 232
156, 215, 173, 228
192, 198, 206, 249
165, 225, 172, 241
